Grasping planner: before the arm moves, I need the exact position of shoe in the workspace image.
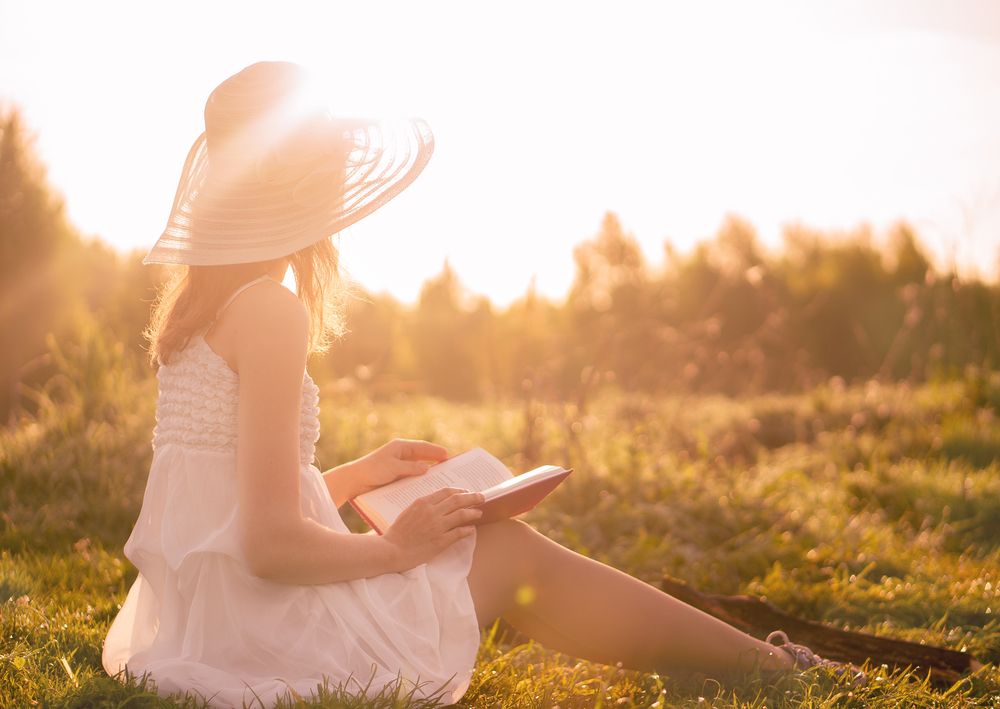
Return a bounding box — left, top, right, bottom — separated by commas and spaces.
766, 630, 867, 687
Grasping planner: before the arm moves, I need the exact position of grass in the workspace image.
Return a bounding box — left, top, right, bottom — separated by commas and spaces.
1, 324, 999, 707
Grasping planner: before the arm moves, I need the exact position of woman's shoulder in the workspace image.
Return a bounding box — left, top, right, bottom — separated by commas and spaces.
232, 279, 309, 339
208, 278, 310, 374
230, 277, 305, 313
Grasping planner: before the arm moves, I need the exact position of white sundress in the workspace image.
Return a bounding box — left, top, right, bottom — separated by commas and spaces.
102, 277, 480, 708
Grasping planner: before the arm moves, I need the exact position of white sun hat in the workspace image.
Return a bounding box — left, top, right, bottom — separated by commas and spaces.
144, 61, 434, 266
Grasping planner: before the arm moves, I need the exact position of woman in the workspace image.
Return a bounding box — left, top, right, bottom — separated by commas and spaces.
103, 62, 839, 708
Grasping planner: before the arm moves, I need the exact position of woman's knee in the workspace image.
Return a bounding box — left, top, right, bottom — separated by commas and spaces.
474, 518, 559, 579
477, 518, 535, 547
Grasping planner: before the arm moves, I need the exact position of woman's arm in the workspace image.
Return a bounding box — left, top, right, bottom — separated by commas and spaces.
227, 282, 481, 584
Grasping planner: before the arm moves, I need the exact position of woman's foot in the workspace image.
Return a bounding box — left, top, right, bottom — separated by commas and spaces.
766, 630, 867, 686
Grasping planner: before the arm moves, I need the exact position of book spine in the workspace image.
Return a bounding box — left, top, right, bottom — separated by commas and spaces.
348, 499, 386, 536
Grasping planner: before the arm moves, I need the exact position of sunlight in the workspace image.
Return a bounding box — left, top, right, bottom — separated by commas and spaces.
1, 1, 998, 303
207, 63, 330, 187
281, 263, 297, 292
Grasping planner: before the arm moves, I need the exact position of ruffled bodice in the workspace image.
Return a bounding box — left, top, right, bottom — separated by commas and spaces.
152, 336, 320, 466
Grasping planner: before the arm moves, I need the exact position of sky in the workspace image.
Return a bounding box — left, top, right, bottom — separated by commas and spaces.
2, 0, 999, 305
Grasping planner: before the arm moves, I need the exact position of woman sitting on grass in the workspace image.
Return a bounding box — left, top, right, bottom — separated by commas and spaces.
103, 61, 851, 708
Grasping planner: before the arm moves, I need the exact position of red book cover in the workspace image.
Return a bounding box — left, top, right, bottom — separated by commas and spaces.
473, 468, 573, 526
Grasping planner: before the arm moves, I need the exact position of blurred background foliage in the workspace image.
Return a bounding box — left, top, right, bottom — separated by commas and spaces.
0, 107, 163, 423
3, 104, 1000, 423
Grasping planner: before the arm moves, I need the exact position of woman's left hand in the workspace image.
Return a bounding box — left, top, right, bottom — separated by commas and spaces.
325, 439, 448, 505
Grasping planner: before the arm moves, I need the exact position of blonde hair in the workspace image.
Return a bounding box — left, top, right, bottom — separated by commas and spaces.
147, 238, 346, 365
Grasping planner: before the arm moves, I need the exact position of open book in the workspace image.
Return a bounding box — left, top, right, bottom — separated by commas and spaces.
349, 447, 572, 535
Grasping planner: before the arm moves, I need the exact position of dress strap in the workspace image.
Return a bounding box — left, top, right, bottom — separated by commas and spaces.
207, 275, 274, 330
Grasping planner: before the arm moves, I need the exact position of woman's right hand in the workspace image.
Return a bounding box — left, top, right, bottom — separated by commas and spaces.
383, 487, 485, 568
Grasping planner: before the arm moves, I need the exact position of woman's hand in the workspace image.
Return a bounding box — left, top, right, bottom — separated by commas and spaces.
383, 487, 484, 568
323, 439, 448, 507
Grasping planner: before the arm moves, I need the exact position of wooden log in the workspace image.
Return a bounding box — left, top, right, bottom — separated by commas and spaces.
661, 576, 982, 685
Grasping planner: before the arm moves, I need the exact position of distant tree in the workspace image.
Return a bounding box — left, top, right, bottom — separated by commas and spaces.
779, 224, 899, 380
0, 108, 163, 422
886, 223, 930, 287
492, 280, 563, 395
409, 261, 490, 399
0, 107, 78, 420
0, 109, 75, 284
563, 212, 649, 392
662, 216, 787, 393
319, 291, 416, 389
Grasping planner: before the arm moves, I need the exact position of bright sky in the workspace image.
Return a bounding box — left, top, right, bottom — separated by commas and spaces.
2, 1, 999, 305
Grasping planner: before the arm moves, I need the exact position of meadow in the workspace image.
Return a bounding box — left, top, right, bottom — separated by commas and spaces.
1, 322, 999, 708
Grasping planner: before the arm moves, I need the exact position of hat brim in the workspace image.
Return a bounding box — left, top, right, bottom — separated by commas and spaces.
144, 117, 434, 266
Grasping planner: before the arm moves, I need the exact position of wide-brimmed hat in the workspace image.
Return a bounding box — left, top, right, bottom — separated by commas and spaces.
144, 61, 433, 266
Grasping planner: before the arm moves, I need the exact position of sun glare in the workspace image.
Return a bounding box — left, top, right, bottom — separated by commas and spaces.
282, 264, 297, 292
1, 1, 998, 303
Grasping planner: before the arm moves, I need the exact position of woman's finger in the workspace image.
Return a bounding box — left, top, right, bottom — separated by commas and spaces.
444, 506, 483, 527
419, 486, 469, 506
436, 490, 485, 513
445, 525, 476, 544
397, 460, 432, 478
396, 439, 449, 463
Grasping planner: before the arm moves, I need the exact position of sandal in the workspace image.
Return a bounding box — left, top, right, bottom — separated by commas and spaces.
767, 630, 867, 687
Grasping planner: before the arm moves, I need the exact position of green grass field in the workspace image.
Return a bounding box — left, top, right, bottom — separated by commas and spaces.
2, 331, 999, 707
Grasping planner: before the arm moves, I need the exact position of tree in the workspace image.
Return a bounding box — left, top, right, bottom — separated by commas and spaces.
410, 261, 490, 399
0, 108, 162, 422
0, 107, 78, 420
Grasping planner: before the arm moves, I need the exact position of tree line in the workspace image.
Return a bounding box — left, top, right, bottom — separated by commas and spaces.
2, 104, 998, 423
326, 212, 993, 401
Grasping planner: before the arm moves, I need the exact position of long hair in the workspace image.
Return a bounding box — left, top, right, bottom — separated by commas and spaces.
146, 237, 346, 365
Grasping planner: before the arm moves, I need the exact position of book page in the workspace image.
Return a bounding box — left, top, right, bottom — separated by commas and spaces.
360, 449, 512, 516
483, 465, 564, 499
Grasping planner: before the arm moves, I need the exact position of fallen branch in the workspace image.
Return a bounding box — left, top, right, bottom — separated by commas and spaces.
661, 576, 982, 685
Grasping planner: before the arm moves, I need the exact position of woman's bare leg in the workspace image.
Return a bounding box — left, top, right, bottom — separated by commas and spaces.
467, 520, 794, 675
